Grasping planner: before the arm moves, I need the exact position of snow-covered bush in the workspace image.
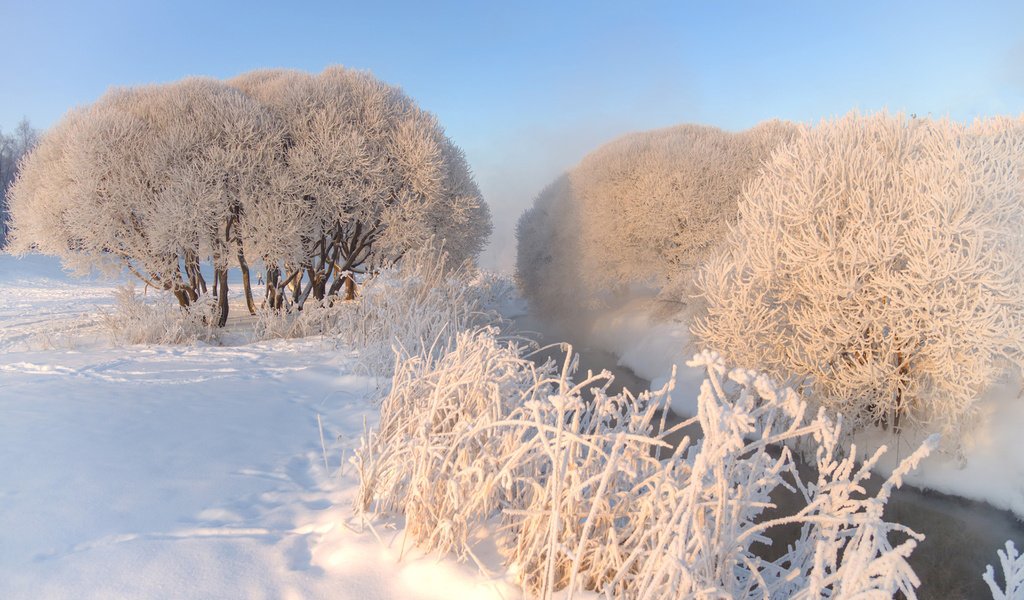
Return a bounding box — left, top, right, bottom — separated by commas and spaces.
7, 67, 492, 326
0, 119, 39, 244
354, 328, 547, 560
101, 284, 220, 345
574, 121, 798, 295
356, 330, 936, 599
515, 121, 797, 314
694, 112, 1024, 437
251, 299, 338, 341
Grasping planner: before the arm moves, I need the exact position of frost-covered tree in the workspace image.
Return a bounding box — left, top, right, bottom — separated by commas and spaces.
8, 67, 491, 326
514, 174, 585, 315
574, 121, 797, 295
6, 79, 285, 326
694, 112, 1024, 437
229, 67, 490, 306
515, 120, 797, 313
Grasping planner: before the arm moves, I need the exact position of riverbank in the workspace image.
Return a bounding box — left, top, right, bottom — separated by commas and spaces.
516, 298, 1024, 599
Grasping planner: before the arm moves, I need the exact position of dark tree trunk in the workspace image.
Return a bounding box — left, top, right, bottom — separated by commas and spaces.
172, 263, 197, 306
272, 267, 303, 310
216, 267, 229, 327
185, 252, 207, 296
892, 348, 910, 434
296, 266, 317, 310
328, 263, 348, 296
265, 266, 280, 309
236, 242, 256, 315
291, 269, 303, 304
173, 289, 191, 308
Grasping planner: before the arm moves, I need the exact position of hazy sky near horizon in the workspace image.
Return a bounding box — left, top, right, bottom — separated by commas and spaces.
3, 0, 1023, 270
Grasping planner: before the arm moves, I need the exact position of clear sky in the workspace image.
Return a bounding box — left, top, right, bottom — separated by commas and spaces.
3, 0, 1023, 270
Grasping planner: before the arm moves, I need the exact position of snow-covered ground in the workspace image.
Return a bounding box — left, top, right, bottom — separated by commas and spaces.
5, 253, 1021, 598
0, 254, 518, 599
587, 296, 1024, 519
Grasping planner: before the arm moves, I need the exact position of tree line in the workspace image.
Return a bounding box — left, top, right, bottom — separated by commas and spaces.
0, 118, 39, 243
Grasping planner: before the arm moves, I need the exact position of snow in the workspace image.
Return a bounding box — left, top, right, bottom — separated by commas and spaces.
583, 296, 1024, 521
4, 251, 1019, 597
0, 253, 516, 599
853, 370, 1024, 518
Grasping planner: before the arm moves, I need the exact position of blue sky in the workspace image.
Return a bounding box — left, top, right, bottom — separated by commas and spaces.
3, 0, 1023, 269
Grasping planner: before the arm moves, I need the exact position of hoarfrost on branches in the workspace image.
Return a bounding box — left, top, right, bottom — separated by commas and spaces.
0, 118, 39, 243
694, 111, 1024, 439
355, 329, 935, 599
984, 541, 1024, 600
229, 67, 491, 309
7, 79, 286, 325
515, 121, 797, 314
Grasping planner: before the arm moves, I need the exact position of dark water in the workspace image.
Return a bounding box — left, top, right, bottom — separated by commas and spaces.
511, 313, 650, 398
511, 312, 1024, 599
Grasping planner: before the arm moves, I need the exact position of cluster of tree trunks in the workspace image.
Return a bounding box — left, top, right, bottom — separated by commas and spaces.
154, 217, 383, 327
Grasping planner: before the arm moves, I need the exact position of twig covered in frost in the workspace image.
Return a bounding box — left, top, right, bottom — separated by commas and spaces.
984, 541, 1024, 600
355, 331, 936, 599
101, 283, 221, 345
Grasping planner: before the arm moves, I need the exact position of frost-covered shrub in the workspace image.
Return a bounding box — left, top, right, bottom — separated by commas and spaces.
469, 270, 520, 315
694, 112, 1024, 437
7, 79, 285, 326
229, 67, 491, 309
515, 121, 797, 314
0, 119, 39, 244
252, 244, 502, 371
251, 300, 338, 341
354, 328, 547, 559
574, 121, 798, 295
101, 284, 220, 345
356, 329, 936, 599
328, 244, 500, 374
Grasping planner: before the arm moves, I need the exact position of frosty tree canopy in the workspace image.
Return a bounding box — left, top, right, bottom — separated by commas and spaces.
695, 112, 1024, 438
5, 67, 492, 326
515, 121, 798, 313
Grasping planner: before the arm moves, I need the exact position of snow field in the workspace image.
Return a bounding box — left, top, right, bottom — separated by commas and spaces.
5, 253, 1023, 599
0, 254, 516, 599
